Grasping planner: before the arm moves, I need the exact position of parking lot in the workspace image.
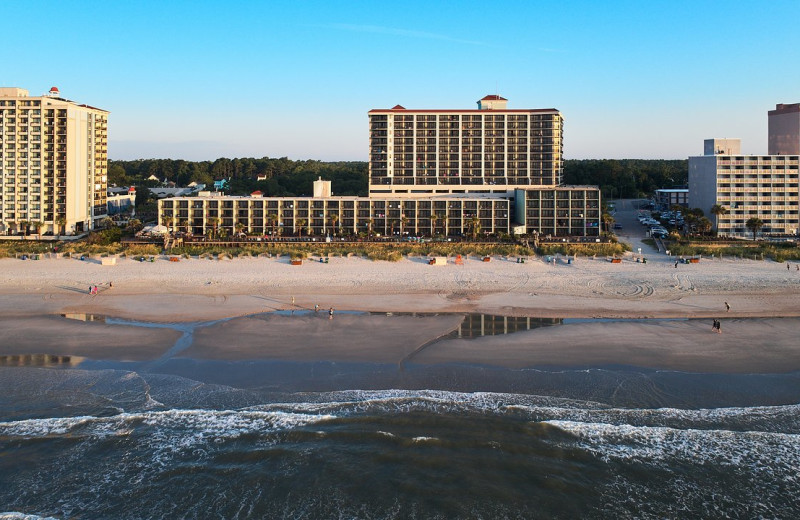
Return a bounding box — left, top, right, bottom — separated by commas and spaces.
607, 199, 668, 256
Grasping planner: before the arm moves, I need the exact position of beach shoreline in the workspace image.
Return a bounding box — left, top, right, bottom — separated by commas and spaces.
1, 254, 799, 374
1, 254, 799, 322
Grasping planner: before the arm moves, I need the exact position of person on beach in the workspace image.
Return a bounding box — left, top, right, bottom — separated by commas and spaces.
725, 302, 730, 312
788, 263, 791, 271
314, 304, 319, 312
329, 307, 334, 319
674, 260, 678, 268
716, 320, 722, 334
712, 319, 721, 333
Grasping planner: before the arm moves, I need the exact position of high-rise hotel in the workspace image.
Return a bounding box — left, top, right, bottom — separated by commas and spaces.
0, 87, 108, 237
369, 95, 563, 195
689, 104, 800, 238
158, 94, 601, 239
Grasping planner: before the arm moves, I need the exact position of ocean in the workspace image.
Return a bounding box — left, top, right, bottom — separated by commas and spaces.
1, 315, 799, 519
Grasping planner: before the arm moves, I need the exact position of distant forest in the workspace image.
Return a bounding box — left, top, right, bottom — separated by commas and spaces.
109, 157, 687, 200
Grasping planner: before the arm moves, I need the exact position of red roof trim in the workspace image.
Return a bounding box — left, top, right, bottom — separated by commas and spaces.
391, 104, 406, 110
480, 95, 507, 101
368, 108, 558, 113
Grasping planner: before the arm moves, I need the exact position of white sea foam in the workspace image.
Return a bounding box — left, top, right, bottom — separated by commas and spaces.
0, 514, 59, 520
257, 389, 800, 434
0, 409, 334, 442
544, 419, 800, 476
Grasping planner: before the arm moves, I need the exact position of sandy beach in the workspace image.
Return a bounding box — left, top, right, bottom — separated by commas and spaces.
1, 250, 799, 373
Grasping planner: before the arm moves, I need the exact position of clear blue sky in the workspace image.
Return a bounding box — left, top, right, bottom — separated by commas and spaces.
6, 0, 799, 161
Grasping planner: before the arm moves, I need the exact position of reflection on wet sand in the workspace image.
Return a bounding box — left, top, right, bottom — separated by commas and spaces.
0, 353, 85, 367
61, 313, 105, 322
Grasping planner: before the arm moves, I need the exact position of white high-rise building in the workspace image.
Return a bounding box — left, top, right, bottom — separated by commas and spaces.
0, 87, 108, 237
689, 107, 800, 238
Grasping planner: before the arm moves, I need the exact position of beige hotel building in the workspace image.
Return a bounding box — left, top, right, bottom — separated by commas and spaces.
159, 95, 601, 239
0, 87, 108, 237
689, 105, 800, 239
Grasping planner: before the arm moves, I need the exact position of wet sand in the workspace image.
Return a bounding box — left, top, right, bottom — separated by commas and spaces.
0, 255, 798, 373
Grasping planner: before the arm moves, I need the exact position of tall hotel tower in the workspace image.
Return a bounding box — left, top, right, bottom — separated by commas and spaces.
0, 87, 108, 236
369, 95, 563, 196
159, 94, 602, 240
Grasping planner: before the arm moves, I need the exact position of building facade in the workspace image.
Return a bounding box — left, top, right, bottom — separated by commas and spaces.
654, 188, 689, 210
768, 103, 800, 156
157, 95, 600, 240
368, 95, 563, 196
158, 192, 511, 238
689, 150, 800, 238
0, 87, 108, 236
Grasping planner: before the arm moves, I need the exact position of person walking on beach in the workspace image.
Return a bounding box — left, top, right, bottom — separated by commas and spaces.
712, 319, 721, 333
329, 307, 334, 319
725, 301, 730, 312
314, 304, 319, 312
674, 260, 678, 268
788, 263, 791, 271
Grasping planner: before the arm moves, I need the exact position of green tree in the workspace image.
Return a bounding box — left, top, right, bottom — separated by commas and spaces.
32, 221, 44, 239
55, 216, 67, 237
601, 212, 615, 233
207, 217, 220, 239
329, 213, 339, 236
746, 217, 764, 241
710, 204, 728, 235
469, 216, 481, 240
696, 216, 713, 236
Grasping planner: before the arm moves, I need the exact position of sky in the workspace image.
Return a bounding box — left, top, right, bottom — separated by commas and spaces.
6, 0, 800, 161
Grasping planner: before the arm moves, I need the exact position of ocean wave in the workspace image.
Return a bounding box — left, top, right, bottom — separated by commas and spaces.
544, 419, 800, 471
253, 389, 800, 433
0, 409, 334, 441
0, 514, 59, 520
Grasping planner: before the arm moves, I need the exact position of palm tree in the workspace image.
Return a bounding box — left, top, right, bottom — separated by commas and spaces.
696, 217, 713, 236
710, 204, 728, 235
746, 217, 763, 241
268, 213, 278, 237
234, 222, 245, 238
329, 213, 339, 236
367, 218, 374, 238
430, 214, 438, 237
601, 212, 615, 233
296, 218, 307, 237
32, 221, 44, 240
55, 216, 67, 238
19, 220, 30, 239
469, 216, 481, 240
400, 215, 409, 237
207, 216, 220, 239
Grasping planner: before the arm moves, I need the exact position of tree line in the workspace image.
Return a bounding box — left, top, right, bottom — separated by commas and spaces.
562, 159, 687, 199
109, 157, 368, 197
110, 157, 687, 199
